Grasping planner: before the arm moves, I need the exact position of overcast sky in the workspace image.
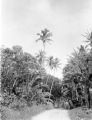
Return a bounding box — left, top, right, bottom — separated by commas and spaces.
1, 0, 92, 78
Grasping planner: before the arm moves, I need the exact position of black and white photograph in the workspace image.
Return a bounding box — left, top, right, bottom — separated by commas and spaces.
0, 0, 92, 120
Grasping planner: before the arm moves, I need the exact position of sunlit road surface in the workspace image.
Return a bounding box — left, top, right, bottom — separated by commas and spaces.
31, 109, 91, 120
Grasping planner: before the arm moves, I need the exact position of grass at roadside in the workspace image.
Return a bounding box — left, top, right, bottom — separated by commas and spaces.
1, 105, 92, 120
0, 104, 53, 120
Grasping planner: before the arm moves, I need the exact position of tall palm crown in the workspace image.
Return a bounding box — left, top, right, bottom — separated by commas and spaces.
36, 50, 46, 66
36, 28, 52, 50
47, 56, 61, 71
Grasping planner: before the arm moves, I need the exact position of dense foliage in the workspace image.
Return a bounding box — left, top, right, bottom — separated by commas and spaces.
62, 36, 92, 108
1, 30, 92, 110
1, 46, 51, 107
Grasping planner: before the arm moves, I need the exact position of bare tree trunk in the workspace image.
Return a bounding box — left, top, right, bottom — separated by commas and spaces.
87, 87, 91, 108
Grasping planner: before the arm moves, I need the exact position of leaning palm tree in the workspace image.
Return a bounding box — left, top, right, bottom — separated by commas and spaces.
46, 56, 54, 85
36, 28, 52, 51
47, 56, 61, 100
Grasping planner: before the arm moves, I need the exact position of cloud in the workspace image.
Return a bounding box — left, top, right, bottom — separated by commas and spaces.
50, 0, 90, 15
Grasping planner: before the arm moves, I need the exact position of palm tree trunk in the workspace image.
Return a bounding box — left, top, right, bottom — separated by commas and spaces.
46, 75, 49, 85
49, 79, 54, 100
43, 43, 45, 52
46, 69, 50, 85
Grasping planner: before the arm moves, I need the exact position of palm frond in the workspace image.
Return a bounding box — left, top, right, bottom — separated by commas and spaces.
36, 38, 41, 42
36, 28, 53, 46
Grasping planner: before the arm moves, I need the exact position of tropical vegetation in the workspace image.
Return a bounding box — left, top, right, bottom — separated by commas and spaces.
0, 29, 92, 120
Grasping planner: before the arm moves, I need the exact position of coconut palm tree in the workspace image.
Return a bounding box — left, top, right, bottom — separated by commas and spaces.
47, 56, 61, 100
36, 28, 52, 51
